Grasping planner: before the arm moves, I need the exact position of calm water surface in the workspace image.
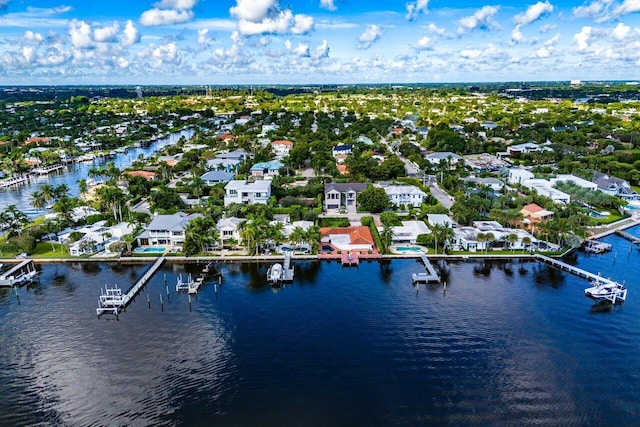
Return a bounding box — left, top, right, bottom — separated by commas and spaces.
0, 128, 193, 216
1, 229, 640, 425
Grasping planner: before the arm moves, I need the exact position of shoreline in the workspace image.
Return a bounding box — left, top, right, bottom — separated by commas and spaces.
0, 253, 539, 265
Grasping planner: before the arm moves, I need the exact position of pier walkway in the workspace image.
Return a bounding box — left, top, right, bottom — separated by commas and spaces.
97, 257, 165, 316
615, 230, 640, 245
341, 252, 359, 266
412, 255, 441, 283
32, 164, 65, 175
535, 254, 617, 286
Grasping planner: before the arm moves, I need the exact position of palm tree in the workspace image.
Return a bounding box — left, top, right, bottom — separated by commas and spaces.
77, 179, 88, 198
40, 183, 55, 205
191, 176, 206, 206
304, 226, 321, 253
507, 233, 518, 252
476, 232, 486, 253
30, 190, 47, 213
522, 236, 532, 253
288, 226, 307, 249
485, 232, 495, 253
380, 223, 395, 254
3, 205, 28, 237
54, 183, 70, 200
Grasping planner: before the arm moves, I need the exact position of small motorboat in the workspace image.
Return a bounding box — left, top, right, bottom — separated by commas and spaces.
267, 263, 284, 283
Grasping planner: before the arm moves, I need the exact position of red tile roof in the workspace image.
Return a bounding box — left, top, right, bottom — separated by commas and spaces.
272, 140, 293, 147
320, 226, 374, 245
521, 203, 544, 213
125, 170, 157, 180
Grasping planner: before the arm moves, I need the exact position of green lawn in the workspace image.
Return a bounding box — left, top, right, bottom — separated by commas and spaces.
590, 211, 626, 225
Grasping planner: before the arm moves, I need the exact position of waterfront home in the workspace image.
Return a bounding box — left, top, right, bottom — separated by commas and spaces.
201, 170, 234, 185
224, 180, 271, 206
324, 182, 368, 212
136, 212, 201, 248
507, 168, 534, 185
216, 216, 244, 245
156, 155, 182, 167
206, 150, 247, 173
381, 184, 427, 208
507, 142, 544, 155
592, 171, 638, 201
59, 221, 134, 256
451, 222, 537, 252
389, 221, 430, 244
549, 174, 598, 191
426, 214, 455, 228
522, 179, 571, 204
424, 152, 463, 167
45, 206, 100, 223
125, 170, 157, 181
250, 160, 284, 178
520, 203, 554, 233
320, 226, 375, 252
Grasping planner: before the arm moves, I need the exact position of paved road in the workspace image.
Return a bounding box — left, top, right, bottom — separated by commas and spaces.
429, 183, 454, 209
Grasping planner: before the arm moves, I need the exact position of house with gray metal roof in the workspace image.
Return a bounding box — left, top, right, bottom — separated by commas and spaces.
136, 212, 202, 248
324, 182, 368, 212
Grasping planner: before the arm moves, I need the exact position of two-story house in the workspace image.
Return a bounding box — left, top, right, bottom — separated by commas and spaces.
136, 212, 202, 248
593, 171, 638, 201
224, 180, 272, 206
382, 185, 427, 208
324, 182, 367, 212
250, 160, 284, 178
216, 216, 244, 245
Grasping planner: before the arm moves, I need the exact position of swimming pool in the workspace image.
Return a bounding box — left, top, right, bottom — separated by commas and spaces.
134, 247, 166, 253
395, 246, 425, 253
625, 205, 640, 210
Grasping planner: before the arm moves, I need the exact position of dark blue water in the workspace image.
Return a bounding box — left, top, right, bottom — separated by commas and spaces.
0, 129, 193, 216
1, 230, 640, 425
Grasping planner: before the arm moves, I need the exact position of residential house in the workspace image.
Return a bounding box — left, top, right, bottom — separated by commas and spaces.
136, 212, 201, 247
61, 221, 134, 256
389, 221, 430, 244
522, 179, 571, 204
463, 177, 504, 191
216, 216, 244, 245
593, 171, 638, 200
549, 174, 598, 191
481, 121, 498, 130
332, 144, 353, 157
271, 140, 293, 158
320, 226, 375, 252
506, 142, 554, 156
224, 180, 272, 206
157, 154, 182, 167
250, 160, 284, 178
424, 152, 463, 167
451, 221, 537, 252
426, 214, 455, 228
507, 168, 534, 185
520, 203, 554, 233
381, 185, 427, 208
125, 170, 157, 181
201, 170, 234, 185
324, 182, 368, 212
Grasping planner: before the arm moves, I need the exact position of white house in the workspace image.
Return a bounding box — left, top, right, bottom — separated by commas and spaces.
389, 221, 430, 244
216, 216, 244, 245
382, 185, 427, 208
508, 168, 534, 185
522, 179, 571, 204
549, 174, 598, 191
427, 214, 455, 228
136, 212, 201, 247
424, 152, 463, 167
463, 177, 504, 191
63, 221, 135, 256
224, 180, 272, 206
271, 140, 293, 157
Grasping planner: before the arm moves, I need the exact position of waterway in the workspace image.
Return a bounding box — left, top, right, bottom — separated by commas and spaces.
2, 228, 640, 425
0, 128, 194, 216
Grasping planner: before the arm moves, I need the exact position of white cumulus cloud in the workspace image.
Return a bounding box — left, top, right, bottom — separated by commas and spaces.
23, 31, 43, 45
140, 9, 194, 26
320, 0, 336, 11
69, 20, 93, 49
198, 28, 212, 46
230, 0, 313, 36
94, 22, 119, 43
293, 42, 309, 57
413, 36, 433, 50
121, 20, 140, 47
406, 0, 429, 21
611, 22, 630, 40
514, 1, 554, 26
574, 26, 592, 51
358, 24, 383, 49
457, 5, 500, 34
313, 39, 329, 60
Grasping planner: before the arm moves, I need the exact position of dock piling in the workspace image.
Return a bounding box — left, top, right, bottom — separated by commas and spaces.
160, 294, 163, 312
147, 293, 150, 308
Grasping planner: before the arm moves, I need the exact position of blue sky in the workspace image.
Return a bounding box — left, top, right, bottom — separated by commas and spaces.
0, 0, 639, 84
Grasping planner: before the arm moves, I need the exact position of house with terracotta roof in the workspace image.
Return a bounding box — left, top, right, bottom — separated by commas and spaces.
125, 170, 157, 181
271, 140, 293, 157
520, 203, 554, 232
22, 137, 51, 146
320, 226, 375, 252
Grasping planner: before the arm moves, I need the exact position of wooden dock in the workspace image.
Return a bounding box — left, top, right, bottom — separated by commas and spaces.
535, 254, 619, 286
282, 252, 294, 281
615, 230, 640, 245
97, 257, 165, 316
341, 252, 359, 266
412, 255, 441, 283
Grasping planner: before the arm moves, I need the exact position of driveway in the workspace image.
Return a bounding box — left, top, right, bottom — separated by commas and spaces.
429, 183, 454, 209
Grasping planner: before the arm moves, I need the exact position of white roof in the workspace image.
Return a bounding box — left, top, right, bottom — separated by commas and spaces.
383, 185, 427, 196
427, 214, 454, 227
225, 180, 271, 191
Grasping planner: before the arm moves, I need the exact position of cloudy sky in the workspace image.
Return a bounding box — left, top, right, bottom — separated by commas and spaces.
0, 0, 639, 85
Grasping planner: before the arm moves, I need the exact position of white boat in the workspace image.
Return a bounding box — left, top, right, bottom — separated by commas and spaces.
584, 278, 627, 303
267, 263, 284, 283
